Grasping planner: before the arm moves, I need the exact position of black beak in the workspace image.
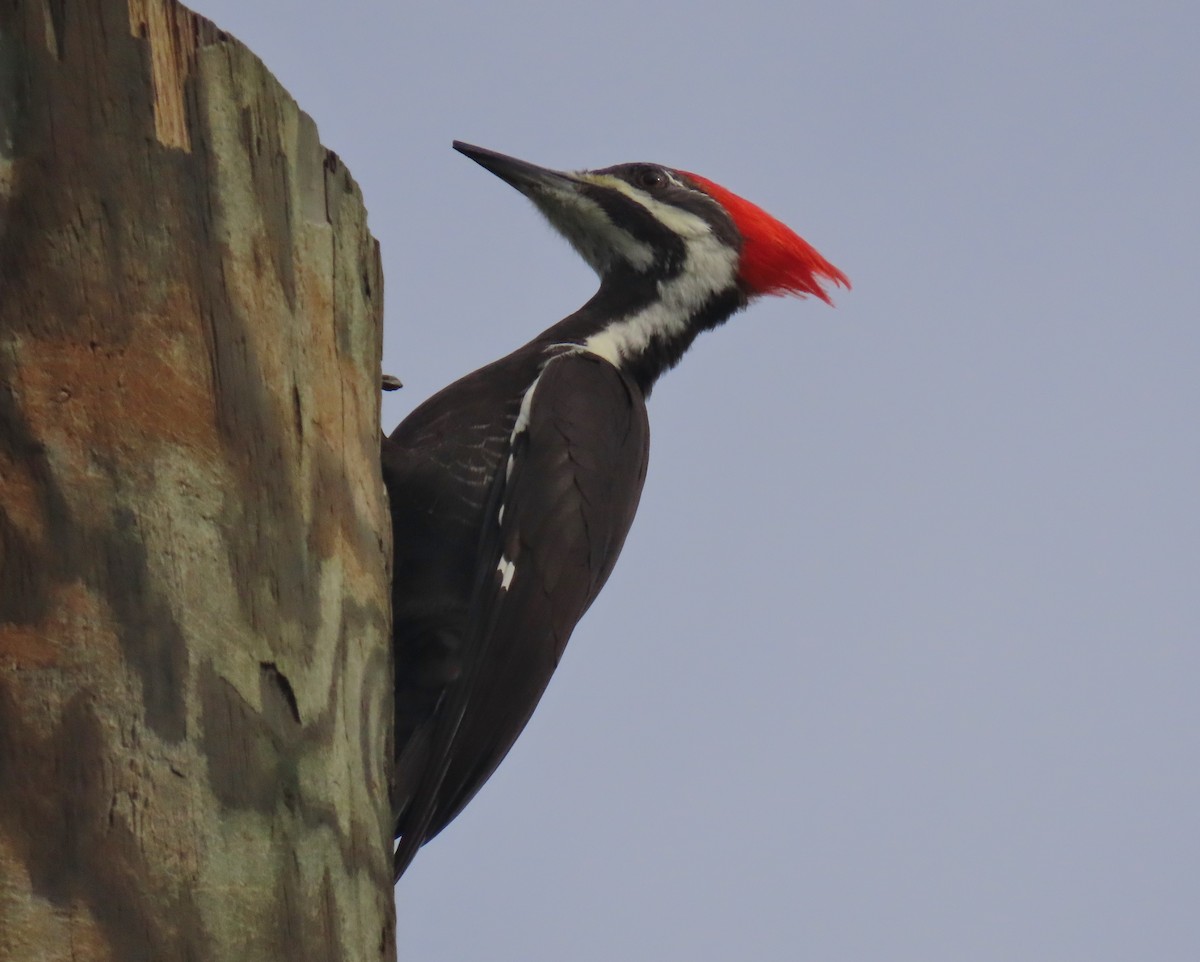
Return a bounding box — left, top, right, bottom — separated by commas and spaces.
452, 141, 639, 277
453, 141, 579, 195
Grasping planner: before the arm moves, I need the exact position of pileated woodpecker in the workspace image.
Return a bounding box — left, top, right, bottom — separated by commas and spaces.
384, 142, 848, 880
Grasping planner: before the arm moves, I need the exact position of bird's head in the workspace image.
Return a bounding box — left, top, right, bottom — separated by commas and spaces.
453, 141, 849, 305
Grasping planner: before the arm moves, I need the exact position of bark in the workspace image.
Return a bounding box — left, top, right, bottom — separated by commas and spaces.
0, 1, 394, 959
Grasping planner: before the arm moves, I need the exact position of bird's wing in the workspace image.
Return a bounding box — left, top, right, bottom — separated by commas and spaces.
393, 351, 649, 879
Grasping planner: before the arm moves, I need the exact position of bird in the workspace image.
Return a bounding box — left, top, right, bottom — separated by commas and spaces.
383, 141, 848, 880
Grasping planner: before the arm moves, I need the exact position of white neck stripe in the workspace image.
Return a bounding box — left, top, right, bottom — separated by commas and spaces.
583, 228, 738, 367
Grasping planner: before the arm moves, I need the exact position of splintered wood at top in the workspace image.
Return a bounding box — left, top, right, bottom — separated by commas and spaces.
126, 0, 221, 151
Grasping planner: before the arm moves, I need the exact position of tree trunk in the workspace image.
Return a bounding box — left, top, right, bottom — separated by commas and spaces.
0, 1, 394, 959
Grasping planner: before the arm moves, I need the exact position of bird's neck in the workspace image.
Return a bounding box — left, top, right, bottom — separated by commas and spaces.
539, 267, 747, 396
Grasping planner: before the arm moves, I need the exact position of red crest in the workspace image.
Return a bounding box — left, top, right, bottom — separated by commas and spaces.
680, 172, 850, 303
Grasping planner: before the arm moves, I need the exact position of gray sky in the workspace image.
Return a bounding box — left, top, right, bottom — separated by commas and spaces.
198, 2, 1198, 959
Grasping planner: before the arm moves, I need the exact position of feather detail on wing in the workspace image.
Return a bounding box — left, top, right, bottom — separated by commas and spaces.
393, 351, 650, 880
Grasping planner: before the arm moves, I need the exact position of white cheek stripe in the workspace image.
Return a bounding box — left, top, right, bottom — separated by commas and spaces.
588, 175, 714, 239
535, 182, 655, 273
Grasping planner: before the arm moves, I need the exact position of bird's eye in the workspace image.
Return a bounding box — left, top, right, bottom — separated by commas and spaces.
634, 168, 667, 190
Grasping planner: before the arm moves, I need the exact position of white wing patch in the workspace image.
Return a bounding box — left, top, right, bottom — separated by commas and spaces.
496, 359, 559, 545
500, 371, 543, 527
497, 555, 516, 591
511, 371, 543, 441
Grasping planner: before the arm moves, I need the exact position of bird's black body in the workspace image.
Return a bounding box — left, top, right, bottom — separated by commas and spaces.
385, 341, 649, 869
385, 143, 847, 879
